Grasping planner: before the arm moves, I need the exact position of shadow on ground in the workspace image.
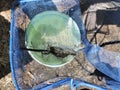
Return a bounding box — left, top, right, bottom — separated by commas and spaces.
0, 0, 14, 79
81, 0, 120, 82
0, 15, 10, 79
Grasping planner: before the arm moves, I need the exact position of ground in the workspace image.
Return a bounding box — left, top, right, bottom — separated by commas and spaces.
0, 0, 120, 90
0, 0, 15, 90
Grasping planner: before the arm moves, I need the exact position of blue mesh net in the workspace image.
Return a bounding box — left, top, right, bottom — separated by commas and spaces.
85, 44, 120, 82
10, 0, 120, 90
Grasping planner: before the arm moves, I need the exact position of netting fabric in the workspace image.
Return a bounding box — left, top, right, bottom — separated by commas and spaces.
10, 0, 120, 90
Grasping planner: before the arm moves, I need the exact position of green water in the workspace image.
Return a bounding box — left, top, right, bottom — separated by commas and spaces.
25, 11, 81, 67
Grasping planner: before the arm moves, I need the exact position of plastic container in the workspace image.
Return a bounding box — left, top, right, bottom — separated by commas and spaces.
25, 11, 81, 67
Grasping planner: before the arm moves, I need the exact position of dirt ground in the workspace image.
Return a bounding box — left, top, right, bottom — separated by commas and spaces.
0, 0, 16, 90
0, 0, 120, 90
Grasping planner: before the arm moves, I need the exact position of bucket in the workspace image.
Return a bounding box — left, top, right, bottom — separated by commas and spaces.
25, 11, 82, 67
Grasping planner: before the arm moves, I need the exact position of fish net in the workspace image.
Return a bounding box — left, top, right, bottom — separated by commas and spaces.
10, 0, 120, 89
